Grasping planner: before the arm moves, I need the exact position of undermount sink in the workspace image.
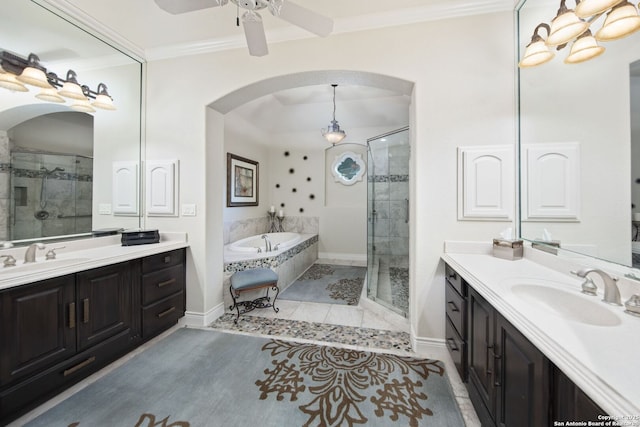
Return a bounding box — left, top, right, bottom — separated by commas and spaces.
0, 258, 91, 277
511, 283, 622, 327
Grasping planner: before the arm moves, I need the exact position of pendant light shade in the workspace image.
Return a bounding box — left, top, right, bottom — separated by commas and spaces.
321, 84, 346, 144
519, 24, 556, 68
0, 72, 28, 92
91, 83, 116, 110
70, 98, 96, 113
575, 0, 625, 18
16, 54, 51, 88
595, 1, 640, 41
564, 30, 605, 63
58, 70, 87, 100
547, 0, 590, 46
35, 87, 65, 103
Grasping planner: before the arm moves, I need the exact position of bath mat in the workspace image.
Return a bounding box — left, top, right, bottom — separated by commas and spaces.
279, 264, 366, 305
25, 328, 464, 427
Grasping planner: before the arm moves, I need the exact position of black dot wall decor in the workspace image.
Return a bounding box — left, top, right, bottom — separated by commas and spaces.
280, 203, 285, 207
299, 208, 304, 213
303, 155, 308, 160
307, 177, 311, 182
636, 178, 640, 184
284, 151, 290, 157
289, 168, 295, 174
275, 183, 280, 188
309, 194, 315, 200
292, 188, 297, 193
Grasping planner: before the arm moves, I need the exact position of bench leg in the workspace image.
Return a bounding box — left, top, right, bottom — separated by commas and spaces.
229, 282, 280, 324
270, 284, 280, 314
229, 284, 241, 323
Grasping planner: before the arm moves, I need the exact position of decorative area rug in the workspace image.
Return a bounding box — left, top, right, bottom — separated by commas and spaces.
26, 329, 464, 427
280, 264, 366, 305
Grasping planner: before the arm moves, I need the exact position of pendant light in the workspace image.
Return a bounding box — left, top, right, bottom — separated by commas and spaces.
575, 0, 625, 18
0, 71, 28, 92
564, 29, 605, 63
321, 84, 346, 144
546, 0, 590, 46
91, 83, 116, 110
58, 70, 87, 100
519, 23, 556, 68
16, 54, 51, 88
595, 1, 640, 41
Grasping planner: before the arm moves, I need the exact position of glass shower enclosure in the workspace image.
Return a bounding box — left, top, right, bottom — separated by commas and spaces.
366, 127, 410, 316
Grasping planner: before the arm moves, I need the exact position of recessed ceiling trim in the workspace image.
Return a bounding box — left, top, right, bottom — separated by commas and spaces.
147, 0, 514, 60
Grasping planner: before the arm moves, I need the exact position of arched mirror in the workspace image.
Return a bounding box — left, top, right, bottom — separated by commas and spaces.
517, 0, 640, 269
0, 0, 143, 246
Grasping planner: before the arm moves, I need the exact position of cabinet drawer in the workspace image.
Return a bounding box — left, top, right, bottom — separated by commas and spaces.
446, 282, 466, 337
142, 292, 184, 339
142, 264, 185, 305
141, 249, 185, 274
445, 317, 466, 381
445, 263, 465, 297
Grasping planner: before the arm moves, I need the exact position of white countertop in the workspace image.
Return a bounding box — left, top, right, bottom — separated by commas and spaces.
0, 232, 189, 291
442, 248, 640, 419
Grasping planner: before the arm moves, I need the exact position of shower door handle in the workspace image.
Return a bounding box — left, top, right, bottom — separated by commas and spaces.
369, 209, 377, 223
405, 199, 409, 223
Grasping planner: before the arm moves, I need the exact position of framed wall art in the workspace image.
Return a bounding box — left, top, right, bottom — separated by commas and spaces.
227, 153, 259, 207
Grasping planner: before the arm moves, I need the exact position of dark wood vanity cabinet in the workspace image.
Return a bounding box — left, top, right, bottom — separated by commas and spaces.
0, 248, 186, 424
444, 264, 467, 380
445, 262, 604, 427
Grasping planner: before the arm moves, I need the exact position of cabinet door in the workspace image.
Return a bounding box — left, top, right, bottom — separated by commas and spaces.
553, 366, 606, 423
76, 262, 133, 351
0, 275, 76, 386
467, 288, 496, 424
494, 313, 550, 427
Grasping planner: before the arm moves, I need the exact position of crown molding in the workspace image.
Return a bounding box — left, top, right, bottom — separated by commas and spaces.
146, 0, 514, 61
34, 0, 146, 62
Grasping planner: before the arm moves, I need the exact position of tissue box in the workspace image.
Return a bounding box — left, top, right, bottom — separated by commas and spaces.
492, 239, 523, 260
121, 229, 160, 246
532, 240, 560, 255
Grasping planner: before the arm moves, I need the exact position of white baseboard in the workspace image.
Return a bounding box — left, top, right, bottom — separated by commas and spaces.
411, 331, 448, 360
318, 252, 367, 264
182, 302, 225, 327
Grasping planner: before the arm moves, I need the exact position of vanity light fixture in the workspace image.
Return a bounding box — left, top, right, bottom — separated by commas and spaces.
564, 29, 606, 63
519, 0, 640, 67
321, 84, 347, 145
594, 1, 640, 41
0, 50, 116, 112
519, 23, 556, 67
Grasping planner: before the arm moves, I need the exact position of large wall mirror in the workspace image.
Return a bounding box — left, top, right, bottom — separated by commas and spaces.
0, 0, 142, 245
517, 0, 640, 268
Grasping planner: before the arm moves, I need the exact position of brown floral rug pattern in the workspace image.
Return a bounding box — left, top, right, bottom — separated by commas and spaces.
299, 263, 335, 280
256, 339, 445, 427
327, 277, 363, 305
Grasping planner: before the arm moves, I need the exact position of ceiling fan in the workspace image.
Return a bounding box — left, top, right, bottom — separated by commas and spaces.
153, 0, 333, 57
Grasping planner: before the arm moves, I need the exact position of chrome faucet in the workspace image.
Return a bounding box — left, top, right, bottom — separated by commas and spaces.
572, 268, 622, 306
261, 235, 272, 252
24, 243, 46, 263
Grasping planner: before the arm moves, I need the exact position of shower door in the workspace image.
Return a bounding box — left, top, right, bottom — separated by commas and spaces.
366, 127, 410, 316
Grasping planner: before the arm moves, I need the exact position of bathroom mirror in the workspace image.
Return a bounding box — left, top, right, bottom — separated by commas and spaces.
517, 0, 640, 268
0, 0, 142, 245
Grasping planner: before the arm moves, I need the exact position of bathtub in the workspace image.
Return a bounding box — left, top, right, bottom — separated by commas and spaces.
227, 232, 301, 253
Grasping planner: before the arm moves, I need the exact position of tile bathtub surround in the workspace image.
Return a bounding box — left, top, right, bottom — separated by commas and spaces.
223, 216, 319, 244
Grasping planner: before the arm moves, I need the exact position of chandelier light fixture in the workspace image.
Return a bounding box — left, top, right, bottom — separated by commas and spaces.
0, 50, 116, 112
519, 0, 640, 67
321, 84, 346, 145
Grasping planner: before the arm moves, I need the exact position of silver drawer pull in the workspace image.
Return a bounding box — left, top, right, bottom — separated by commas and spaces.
447, 301, 459, 312
446, 338, 459, 352
157, 278, 176, 288
63, 356, 96, 377
157, 306, 176, 319
68, 302, 76, 329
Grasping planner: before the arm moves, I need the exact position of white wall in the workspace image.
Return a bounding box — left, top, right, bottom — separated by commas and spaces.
144, 11, 516, 343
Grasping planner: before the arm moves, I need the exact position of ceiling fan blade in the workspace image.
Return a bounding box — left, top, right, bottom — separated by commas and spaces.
268, 0, 333, 37
154, 0, 228, 15
242, 11, 269, 57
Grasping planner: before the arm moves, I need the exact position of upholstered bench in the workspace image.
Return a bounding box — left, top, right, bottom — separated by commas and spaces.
229, 268, 280, 323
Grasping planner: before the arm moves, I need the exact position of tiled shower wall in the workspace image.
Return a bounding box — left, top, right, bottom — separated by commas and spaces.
9, 152, 93, 240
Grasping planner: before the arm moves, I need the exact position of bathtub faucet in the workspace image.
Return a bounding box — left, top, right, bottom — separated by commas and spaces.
261, 234, 272, 252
